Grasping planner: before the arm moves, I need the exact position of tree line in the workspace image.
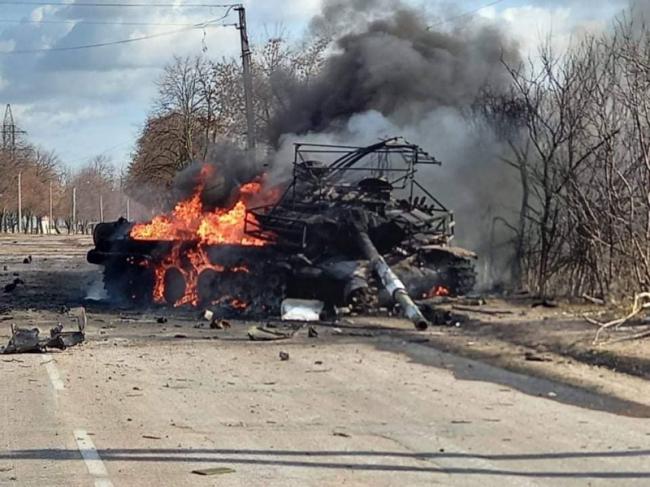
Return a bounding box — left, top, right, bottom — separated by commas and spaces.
480, 15, 650, 297
0, 146, 137, 234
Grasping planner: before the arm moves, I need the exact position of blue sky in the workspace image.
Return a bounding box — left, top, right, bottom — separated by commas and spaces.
0, 0, 628, 171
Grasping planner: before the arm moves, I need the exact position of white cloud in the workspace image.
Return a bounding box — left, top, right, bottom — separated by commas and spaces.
30, 5, 60, 23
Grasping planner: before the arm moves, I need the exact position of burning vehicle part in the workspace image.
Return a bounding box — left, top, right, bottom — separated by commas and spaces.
88, 137, 476, 328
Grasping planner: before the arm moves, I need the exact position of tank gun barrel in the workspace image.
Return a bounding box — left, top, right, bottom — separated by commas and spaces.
355, 229, 429, 330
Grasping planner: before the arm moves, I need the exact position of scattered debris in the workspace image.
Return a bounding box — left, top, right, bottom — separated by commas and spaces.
156, 317, 168, 324
22, 255, 32, 264
142, 435, 161, 440
281, 299, 324, 321
247, 325, 300, 341
279, 351, 290, 361
419, 303, 467, 326
333, 431, 351, 438
308, 326, 319, 338
0, 308, 86, 354
202, 309, 214, 322
524, 352, 552, 362
192, 467, 236, 476
210, 319, 231, 329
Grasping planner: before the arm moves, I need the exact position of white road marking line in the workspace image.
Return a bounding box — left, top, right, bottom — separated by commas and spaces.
42, 354, 64, 391
74, 430, 114, 487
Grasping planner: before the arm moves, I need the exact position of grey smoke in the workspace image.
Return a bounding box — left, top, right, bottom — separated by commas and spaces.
269, 1, 520, 147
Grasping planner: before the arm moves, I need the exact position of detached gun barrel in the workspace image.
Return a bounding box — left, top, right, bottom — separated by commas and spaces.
356, 230, 429, 330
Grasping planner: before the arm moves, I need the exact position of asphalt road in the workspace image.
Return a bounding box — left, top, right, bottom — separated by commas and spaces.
1, 318, 649, 487
0, 235, 648, 486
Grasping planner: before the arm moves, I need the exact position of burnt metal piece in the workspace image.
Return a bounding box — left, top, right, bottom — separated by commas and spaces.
1, 321, 85, 354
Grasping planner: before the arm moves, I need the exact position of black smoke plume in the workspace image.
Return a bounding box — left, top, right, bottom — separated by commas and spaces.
269, 0, 520, 146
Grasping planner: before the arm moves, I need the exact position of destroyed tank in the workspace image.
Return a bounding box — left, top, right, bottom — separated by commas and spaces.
246, 138, 477, 305
88, 137, 476, 329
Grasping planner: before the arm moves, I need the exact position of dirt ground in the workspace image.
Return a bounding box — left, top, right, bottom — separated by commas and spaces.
0, 234, 649, 485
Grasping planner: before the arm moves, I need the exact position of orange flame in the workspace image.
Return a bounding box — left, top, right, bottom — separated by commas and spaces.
131, 165, 278, 307
230, 298, 248, 310
424, 285, 450, 298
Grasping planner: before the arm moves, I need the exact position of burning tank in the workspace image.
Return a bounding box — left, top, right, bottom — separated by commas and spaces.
88, 137, 477, 329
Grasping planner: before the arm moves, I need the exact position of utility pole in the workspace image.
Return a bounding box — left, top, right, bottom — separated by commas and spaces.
126, 197, 130, 221
72, 187, 77, 234
49, 181, 53, 234
236, 6, 256, 151
99, 194, 104, 222
17, 172, 21, 234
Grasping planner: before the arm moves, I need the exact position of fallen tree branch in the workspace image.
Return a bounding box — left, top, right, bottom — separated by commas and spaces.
587, 292, 650, 343
602, 327, 650, 345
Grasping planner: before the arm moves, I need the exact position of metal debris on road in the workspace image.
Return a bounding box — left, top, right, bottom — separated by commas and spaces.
0, 307, 86, 354
210, 319, 231, 329
1, 323, 84, 354
247, 325, 299, 341
279, 351, 290, 361
191, 467, 236, 476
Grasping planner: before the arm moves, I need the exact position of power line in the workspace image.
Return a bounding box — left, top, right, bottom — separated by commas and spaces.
0, 18, 218, 27
0, 1, 239, 7
0, 14, 236, 54
427, 0, 507, 30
